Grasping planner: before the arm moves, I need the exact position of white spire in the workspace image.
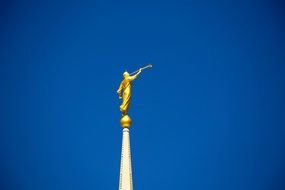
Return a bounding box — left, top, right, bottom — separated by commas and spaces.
119, 128, 133, 190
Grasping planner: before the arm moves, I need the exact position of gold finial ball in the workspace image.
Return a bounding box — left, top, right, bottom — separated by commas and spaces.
120, 115, 132, 128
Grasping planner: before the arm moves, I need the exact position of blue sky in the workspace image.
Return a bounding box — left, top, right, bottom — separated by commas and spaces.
1, 0, 285, 190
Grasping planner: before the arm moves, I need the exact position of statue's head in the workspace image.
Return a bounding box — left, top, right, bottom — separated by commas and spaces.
123, 71, 129, 78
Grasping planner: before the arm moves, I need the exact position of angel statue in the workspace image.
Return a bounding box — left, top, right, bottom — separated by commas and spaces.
117, 64, 152, 116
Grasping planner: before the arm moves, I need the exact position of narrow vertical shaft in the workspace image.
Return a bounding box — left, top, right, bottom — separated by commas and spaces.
119, 128, 133, 190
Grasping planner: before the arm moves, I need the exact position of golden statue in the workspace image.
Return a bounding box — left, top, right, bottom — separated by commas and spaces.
117, 64, 152, 128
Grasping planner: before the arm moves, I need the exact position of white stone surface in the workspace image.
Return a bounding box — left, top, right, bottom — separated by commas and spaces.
119, 128, 133, 190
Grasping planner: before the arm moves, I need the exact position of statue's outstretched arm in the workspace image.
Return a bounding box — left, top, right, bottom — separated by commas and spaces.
129, 69, 142, 81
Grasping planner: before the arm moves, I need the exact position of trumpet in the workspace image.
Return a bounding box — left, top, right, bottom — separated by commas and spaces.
130, 64, 152, 75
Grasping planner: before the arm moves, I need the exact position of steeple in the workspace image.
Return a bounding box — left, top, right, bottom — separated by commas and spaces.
119, 116, 133, 190
116, 65, 152, 190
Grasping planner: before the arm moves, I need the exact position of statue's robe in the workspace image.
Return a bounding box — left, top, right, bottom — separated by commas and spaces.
117, 75, 138, 115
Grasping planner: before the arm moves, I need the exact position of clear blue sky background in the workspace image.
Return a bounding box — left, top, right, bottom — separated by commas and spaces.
1, 0, 285, 190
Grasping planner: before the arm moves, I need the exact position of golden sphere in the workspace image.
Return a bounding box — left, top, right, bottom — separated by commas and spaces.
120, 115, 132, 128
